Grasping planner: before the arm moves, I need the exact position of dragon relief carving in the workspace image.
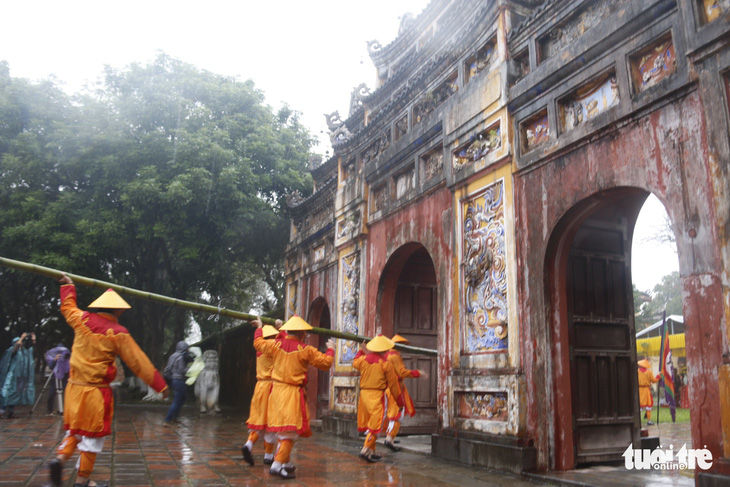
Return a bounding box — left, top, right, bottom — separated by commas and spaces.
349, 83, 372, 115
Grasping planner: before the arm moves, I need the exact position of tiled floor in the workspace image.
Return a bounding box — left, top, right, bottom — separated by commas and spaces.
0, 404, 699, 486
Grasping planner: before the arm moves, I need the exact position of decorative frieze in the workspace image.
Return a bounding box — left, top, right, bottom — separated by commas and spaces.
461, 180, 508, 354
559, 72, 619, 132
465, 38, 496, 84
413, 72, 459, 125
339, 252, 361, 365
457, 391, 509, 421
336, 211, 361, 245
421, 145, 444, 183
521, 109, 549, 152
538, 0, 627, 63
701, 0, 729, 24
370, 184, 388, 216
394, 114, 409, 142
335, 386, 357, 407
393, 166, 415, 200
629, 35, 676, 94
453, 124, 501, 172
287, 282, 298, 318
361, 130, 391, 166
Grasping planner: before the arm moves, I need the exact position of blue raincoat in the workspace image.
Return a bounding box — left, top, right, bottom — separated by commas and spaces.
0, 338, 36, 407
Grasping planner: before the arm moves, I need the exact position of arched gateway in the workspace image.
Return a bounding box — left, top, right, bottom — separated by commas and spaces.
377, 244, 439, 434
281, 1, 730, 481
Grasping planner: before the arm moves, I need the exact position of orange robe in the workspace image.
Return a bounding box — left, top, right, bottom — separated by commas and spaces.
60, 284, 167, 437
638, 367, 659, 408
384, 349, 420, 420
254, 329, 333, 438
246, 344, 276, 430
353, 350, 402, 434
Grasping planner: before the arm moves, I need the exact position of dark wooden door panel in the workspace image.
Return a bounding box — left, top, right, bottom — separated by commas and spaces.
569, 219, 638, 464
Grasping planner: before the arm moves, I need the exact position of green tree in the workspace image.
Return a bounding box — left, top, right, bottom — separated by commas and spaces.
0, 55, 313, 364
634, 271, 683, 332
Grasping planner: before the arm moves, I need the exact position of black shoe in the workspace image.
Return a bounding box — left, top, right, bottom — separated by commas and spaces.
371, 453, 382, 460
49, 458, 63, 487
384, 440, 401, 452
73, 482, 108, 487
241, 445, 254, 466
360, 452, 379, 463
263, 457, 273, 465
271, 466, 296, 479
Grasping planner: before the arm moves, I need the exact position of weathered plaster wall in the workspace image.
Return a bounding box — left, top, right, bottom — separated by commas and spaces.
515, 89, 728, 470
364, 185, 453, 426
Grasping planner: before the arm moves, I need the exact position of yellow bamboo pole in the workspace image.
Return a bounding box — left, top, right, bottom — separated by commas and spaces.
0, 256, 437, 356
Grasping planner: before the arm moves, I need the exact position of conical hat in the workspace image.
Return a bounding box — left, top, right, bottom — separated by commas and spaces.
637, 359, 651, 368
281, 315, 312, 331
88, 288, 131, 309
391, 334, 409, 345
261, 325, 279, 338
366, 335, 395, 353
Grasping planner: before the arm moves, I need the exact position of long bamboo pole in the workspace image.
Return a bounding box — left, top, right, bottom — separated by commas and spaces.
0, 256, 437, 356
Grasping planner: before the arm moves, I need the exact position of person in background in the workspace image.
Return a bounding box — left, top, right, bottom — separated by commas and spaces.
241, 324, 280, 466
638, 358, 660, 425
0, 332, 36, 418
45, 344, 71, 415
49, 274, 168, 487
382, 334, 428, 451
252, 316, 335, 480
353, 335, 402, 463
163, 341, 193, 425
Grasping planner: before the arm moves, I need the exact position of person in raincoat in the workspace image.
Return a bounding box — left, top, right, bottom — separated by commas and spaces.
241, 324, 280, 466
45, 344, 71, 415
49, 274, 168, 487
0, 332, 36, 418
382, 334, 428, 451
638, 358, 660, 425
253, 316, 335, 480
163, 341, 193, 424
353, 335, 403, 463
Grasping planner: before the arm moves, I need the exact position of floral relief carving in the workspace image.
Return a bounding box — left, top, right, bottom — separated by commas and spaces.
453, 126, 501, 172
370, 185, 388, 215
394, 168, 415, 199
539, 0, 626, 62
413, 73, 458, 125
335, 386, 357, 406
422, 147, 443, 181
458, 392, 508, 421
361, 130, 391, 166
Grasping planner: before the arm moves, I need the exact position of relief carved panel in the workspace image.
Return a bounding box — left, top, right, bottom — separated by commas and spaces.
461, 180, 508, 354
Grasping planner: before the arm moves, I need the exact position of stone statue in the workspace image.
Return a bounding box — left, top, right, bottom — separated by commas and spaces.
194, 350, 221, 414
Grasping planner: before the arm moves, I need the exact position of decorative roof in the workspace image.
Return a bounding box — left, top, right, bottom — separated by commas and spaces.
506, 0, 562, 44
288, 174, 337, 218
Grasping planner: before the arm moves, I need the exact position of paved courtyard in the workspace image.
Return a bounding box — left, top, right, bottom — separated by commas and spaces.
0, 403, 696, 486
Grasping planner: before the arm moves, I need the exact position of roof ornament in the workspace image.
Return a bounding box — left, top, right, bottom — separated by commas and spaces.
367, 40, 382, 55
324, 111, 352, 145
349, 83, 371, 116
398, 12, 414, 35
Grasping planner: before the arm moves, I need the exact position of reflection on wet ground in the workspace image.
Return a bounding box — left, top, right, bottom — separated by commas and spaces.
0, 404, 695, 486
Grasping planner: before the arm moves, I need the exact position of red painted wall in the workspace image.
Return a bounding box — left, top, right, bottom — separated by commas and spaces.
515, 90, 727, 470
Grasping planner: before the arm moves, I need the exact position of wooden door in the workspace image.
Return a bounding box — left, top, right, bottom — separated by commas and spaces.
394, 283, 438, 434
568, 219, 638, 464
316, 305, 331, 419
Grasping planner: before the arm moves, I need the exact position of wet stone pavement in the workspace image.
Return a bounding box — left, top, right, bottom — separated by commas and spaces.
0, 404, 695, 487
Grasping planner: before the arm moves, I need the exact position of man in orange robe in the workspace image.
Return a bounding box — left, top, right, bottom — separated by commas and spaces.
353, 335, 402, 463
49, 275, 168, 487
242, 324, 279, 466
253, 316, 334, 479
638, 358, 660, 425
383, 334, 428, 451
